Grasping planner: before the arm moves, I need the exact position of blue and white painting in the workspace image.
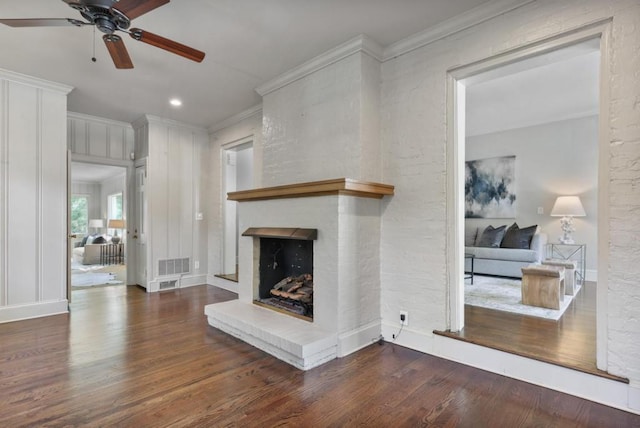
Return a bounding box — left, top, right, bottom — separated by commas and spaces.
465, 156, 516, 218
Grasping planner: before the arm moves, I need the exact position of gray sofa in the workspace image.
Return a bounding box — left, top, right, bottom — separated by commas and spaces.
464, 225, 547, 278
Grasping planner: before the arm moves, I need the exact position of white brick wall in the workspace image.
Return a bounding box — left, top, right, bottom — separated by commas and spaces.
380, 0, 640, 384
207, 0, 640, 397
262, 52, 381, 186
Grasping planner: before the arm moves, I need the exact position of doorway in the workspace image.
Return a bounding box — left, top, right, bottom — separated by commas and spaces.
218, 140, 253, 282
69, 161, 128, 292
444, 25, 612, 376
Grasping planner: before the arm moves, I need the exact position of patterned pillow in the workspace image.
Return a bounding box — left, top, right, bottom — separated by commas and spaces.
476, 225, 507, 248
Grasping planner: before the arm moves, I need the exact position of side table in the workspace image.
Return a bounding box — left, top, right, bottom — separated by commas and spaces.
546, 243, 586, 286
100, 243, 124, 265
464, 253, 475, 285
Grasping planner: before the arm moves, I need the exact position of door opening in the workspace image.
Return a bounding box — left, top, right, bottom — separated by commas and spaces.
69, 161, 129, 291
218, 140, 253, 282
444, 27, 611, 377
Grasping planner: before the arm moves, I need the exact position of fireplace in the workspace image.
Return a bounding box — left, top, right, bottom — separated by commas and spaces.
205, 178, 393, 370
253, 234, 315, 320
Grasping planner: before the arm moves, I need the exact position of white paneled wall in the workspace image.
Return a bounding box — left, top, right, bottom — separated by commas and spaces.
68, 112, 134, 162
135, 115, 209, 291
0, 69, 71, 322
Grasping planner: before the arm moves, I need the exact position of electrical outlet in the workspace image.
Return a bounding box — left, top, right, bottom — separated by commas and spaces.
194, 261, 200, 269
400, 310, 408, 326
537, 207, 544, 214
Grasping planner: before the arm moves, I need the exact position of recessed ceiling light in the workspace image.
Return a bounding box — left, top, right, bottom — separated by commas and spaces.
170, 98, 182, 107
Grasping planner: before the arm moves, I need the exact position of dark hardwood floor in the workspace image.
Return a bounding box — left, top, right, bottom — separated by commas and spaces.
0, 284, 638, 427
436, 278, 626, 382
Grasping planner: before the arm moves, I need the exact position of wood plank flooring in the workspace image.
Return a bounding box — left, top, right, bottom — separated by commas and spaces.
0, 284, 638, 427
435, 279, 626, 382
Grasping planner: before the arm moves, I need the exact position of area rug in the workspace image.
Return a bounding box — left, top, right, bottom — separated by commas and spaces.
465, 275, 578, 321
71, 272, 123, 288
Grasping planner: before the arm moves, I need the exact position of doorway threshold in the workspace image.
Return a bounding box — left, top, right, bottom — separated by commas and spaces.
214, 273, 238, 283
433, 328, 627, 383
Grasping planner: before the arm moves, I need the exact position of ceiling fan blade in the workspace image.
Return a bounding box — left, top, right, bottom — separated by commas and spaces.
103, 34, 134, 69
112, 0, 170, 20
0, 18, 81, 27
129, 28, 205, 63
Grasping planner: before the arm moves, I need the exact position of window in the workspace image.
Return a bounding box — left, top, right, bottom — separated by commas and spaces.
108, 193, 123, 220
71, 195, 89, 234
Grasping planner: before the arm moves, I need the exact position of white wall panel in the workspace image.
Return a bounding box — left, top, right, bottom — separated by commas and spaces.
139, 115, 208, 290
0, 69, 71, 322
68, 112, 134, 162
6, 82, 38, 305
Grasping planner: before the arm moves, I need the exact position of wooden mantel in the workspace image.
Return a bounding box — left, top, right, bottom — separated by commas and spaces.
227, 178, 394, 202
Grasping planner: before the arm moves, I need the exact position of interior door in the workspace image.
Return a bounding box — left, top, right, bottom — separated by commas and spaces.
134, 165, 147, 287
67, 151, 73, 302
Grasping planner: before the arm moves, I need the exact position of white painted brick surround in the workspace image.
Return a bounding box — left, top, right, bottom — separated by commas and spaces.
208, 0, 640, 410
205, 194, 382, 369
379, 0, 640, 391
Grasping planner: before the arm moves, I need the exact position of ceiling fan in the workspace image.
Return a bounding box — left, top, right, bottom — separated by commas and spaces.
0, 0, 205, 69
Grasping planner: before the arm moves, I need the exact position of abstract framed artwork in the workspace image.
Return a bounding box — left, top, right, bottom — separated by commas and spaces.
465, 155, 516, 218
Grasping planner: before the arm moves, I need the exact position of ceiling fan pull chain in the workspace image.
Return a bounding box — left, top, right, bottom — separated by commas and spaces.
91, 25, 97, 63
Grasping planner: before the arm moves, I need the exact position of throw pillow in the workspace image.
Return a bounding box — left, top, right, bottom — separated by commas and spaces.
476, 225, 507, 248
500, 223, 521, 248
80, 235, 90, 247
92, 235, 107, 244
85, 234, 96, 245
501, 223, 537, 249
465, 227, 478, 247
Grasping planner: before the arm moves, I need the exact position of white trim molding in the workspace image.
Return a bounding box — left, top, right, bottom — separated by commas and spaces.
0, 300, 68, 324
255, 34, 383, 96
0, 68, 73, 95
209, 104, 262, 134
68, 111, 134, 129
383, 0, 536, 61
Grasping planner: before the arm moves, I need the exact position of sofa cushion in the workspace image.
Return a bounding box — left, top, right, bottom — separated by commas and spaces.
501, 223, 538, 249
465, 246, 539, 263
476, 225, 506, 248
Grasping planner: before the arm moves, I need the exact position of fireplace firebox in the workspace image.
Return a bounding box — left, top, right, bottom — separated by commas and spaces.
242, 228, 317, 321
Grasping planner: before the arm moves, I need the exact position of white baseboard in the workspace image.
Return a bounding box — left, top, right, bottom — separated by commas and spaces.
381, 321, 639, 415
337, 320, 382, 357
147, 274, 208, 293
0, 300, 68, 324
207, 274, 239, 294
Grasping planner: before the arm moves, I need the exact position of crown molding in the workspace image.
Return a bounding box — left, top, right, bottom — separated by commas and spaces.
132, 114, 208, 133
383, 0, 536, 61
208, 104, 263, 134
0, 67, 73, 94
256, 34, 383, 96
68, 111, 134, 129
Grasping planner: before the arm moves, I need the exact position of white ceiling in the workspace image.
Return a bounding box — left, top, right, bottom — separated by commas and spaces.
0, 0, 492, 129
466, 39, 600, 137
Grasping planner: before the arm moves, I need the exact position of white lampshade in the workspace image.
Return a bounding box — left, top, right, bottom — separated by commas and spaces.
88, 219, 104, 228
550, 196, 586, 217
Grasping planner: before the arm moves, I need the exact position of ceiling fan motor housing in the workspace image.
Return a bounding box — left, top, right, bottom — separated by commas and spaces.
66, 0, 130, 34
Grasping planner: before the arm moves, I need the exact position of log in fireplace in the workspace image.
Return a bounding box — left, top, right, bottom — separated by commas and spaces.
242, 228, 317, 320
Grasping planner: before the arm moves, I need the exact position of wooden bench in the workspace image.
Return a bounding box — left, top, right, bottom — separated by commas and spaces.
542, 259, 577, 295
521, 265, 565, 310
